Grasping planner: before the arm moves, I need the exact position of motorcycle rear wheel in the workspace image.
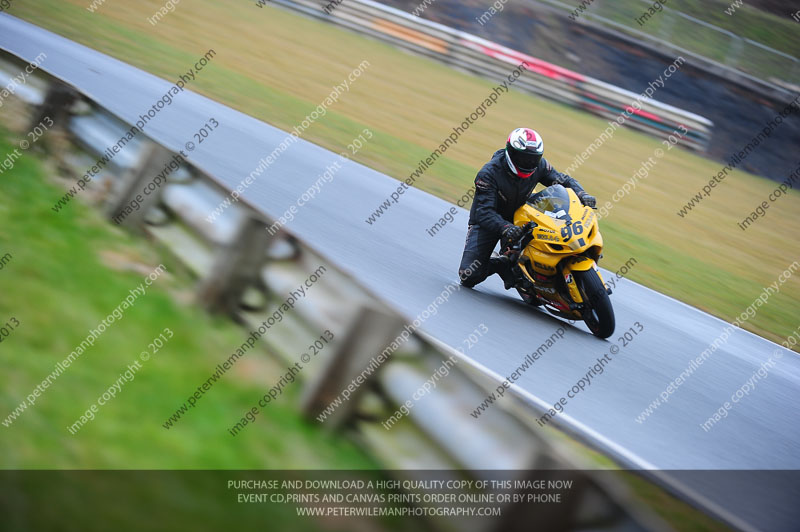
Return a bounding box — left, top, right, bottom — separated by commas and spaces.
575, 269, 615, 339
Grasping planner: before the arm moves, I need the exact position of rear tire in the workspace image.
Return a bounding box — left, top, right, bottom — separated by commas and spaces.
574, 269, 615, 339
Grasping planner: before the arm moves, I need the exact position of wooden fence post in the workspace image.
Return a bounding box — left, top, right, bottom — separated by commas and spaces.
196, 214, 274, 314
105, 142, 177, 228
301, 305, 406, 429
31, 82, 79, 175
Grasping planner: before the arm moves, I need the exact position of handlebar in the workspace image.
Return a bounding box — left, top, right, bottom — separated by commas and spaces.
501, 221, 537, 262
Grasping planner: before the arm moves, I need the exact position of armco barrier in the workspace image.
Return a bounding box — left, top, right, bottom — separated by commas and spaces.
274, 0, 713, 151
0, 50, 674, 531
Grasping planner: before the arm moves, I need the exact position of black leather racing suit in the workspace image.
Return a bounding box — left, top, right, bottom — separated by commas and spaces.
458, 148, 586, 287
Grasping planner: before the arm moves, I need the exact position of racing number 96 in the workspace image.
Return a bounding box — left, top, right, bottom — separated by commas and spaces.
561, 221, 583, 242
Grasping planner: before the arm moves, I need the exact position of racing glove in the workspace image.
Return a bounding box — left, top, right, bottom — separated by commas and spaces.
578, 192, 597, 208
501, 224, 523, 245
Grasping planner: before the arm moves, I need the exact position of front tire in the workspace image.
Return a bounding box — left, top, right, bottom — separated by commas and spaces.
575, 269, 615, 339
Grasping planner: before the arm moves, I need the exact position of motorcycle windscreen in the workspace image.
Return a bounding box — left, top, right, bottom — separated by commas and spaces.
527, 184, 571, 220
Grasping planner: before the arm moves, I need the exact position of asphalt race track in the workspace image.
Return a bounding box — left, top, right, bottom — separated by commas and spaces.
2, 14, 798, 531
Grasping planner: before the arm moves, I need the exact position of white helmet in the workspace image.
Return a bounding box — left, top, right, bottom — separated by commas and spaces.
505, 127, 544, 178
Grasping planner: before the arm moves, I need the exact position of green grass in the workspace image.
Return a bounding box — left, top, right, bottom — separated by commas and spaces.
6, 0, 800, 349
0, 124, 420, 527
0, 128, 380, 470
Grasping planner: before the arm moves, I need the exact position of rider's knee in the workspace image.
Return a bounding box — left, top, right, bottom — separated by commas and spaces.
459, 267, 484, 287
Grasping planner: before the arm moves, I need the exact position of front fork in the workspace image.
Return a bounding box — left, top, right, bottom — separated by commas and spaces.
561, 257, 606, 305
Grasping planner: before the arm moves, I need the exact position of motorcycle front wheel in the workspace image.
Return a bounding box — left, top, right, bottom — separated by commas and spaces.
575, 269, 615, 339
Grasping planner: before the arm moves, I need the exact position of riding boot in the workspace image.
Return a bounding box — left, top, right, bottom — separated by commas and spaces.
489, 257, 516, 290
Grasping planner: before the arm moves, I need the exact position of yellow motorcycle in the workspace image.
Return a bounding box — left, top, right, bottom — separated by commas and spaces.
502, 184, 615, 338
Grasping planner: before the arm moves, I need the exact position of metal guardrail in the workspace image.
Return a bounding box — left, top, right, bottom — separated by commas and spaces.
0, 51, 671, 531
274, 0, 713, 151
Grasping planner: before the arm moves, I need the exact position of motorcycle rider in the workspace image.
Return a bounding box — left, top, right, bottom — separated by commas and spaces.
458, 127, 596, 290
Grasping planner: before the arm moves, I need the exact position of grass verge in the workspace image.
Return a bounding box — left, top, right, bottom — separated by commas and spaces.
0, 125, 379, 470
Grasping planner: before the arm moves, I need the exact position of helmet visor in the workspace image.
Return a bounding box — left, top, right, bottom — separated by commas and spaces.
512, 150, 542, 172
